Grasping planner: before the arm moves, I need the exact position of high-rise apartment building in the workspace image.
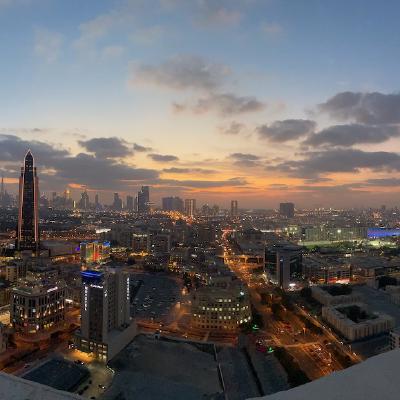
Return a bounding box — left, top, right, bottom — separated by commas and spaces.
16, 150, 39, 253
279, 202, 295, 218
231, 200, 238, 217
0, 174, 12, 208
184, 199, 196, 217
162, 196, 184, 212
276, 244, 303, 289
74, 267, 136, 361
137, 186, 150, 213
79, 190, 90, 210
94, 193, 100, 208
113, 192, 123, 211
126, 195, 134, 212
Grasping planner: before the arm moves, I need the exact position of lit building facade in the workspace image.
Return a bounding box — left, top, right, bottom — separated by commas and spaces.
301, 226, 368, 243
10, 278, 66, 335
5, 262, 27, 283
80, 241, 110, 264
184, 199, 196, 217
16, 150, 39, 253
191, 276, 251, 331
74, 267, 136, 361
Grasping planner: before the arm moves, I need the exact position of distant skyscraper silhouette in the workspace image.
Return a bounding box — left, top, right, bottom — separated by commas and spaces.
280, 202, 295, 218
79, 190, 90, 210
184, 198, 196, 217
231, 200, 238, 217
126, 195, 134, 212
16, 150, 39, 252
137, 186, 150, 213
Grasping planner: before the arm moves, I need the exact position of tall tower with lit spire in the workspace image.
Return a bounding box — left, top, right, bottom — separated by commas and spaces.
16, 150, 39, 253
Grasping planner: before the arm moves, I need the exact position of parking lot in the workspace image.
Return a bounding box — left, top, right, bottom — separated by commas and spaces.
131, 273, 183, 325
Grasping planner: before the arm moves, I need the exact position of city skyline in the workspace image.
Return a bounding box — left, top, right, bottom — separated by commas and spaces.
1, 0, 400, 207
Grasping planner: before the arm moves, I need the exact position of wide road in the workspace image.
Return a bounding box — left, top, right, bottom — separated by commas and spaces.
222, 234, 359, 381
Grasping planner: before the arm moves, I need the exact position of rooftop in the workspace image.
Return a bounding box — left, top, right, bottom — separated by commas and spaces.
0, 371, 81, 400
251, 349, 400, 400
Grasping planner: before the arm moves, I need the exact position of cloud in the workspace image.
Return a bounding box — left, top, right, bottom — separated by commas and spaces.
163, 167, 216, 174
0, 134, 68, 164
74, 9, 130, 51
257, 119, 316, 142
361, 178, 400, 187
271, 148, 400, 179
219, 121, 245, 135
52, 153, 159, 190
133, 143, 153, 152
305, 124, 400, 147
231, 153, 260, 161
195, 0, 242, 26
101, 45, 124, 59
133, 55, 230, 91
131, 26, 165, 45
318, 91, 400, 124
148, 153, 179, 162
261, 22, 283, 35
158, 176, 247, 188
176, 92, 265, 116
34, 28, 63, 63
0, 134, 159, 191
78, 137, 133, 159
230, 152, 261, 167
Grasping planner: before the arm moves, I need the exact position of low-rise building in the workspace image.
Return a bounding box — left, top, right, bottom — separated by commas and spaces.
303, 255, 351, 284
311, 285, 362, 306
191, 275, 251, 331
322, 303, 394, 341
80, 241, 110, 264
10, 277, 66, 336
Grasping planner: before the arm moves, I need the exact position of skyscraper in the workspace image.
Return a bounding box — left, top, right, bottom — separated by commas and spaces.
126, 195, 134, 212
137, 186, 150, 213
79, 190, 90, 210
280, 202, 295, 218
162, 196, 184, 212
184, 199, 196, 217
0, 175, 4, 205
0, 174, 11, 208
231, 200, 238, 217
74, 267, 136, 362
16, 150, 39, 253
113, 192, 123, 211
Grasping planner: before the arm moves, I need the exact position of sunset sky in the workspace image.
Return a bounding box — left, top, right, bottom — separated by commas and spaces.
1, 0, 400, 208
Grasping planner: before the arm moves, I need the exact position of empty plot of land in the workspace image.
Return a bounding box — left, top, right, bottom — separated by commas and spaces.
103, 335, 223, 400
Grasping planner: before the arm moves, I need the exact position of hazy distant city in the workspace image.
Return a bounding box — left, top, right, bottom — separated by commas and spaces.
1, 1, 400, 400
